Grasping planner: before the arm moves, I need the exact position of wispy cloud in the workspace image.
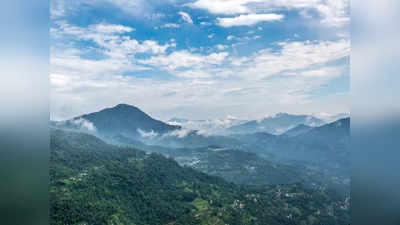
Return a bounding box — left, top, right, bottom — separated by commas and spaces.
178, 11, 193, 24
162, 128, 192, 138
200, 21, 212, 26
216, 44, 229, 50
226, 35, 236, 40
161, 23, 180, 28
51, 21, 176, 77
139, 50, 229, 73
217, 14, 284, 27
137, 128, 158, 138
240, 39, 350, 79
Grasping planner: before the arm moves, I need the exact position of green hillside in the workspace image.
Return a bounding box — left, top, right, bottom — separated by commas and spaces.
50, 129, 349, 225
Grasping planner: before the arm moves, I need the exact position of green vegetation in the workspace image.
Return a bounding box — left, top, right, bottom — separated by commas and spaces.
50, 129, 349, 225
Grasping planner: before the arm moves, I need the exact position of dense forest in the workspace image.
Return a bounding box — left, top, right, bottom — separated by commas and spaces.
50, 129, 349, 225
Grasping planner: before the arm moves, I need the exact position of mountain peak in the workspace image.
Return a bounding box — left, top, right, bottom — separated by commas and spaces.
113, 103, 140, 110
275, 112, 289, 117
115, 103, 133, 107
230, 113, 325, 135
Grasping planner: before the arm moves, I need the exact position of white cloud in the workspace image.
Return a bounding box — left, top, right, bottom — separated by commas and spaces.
53, 21, 173, 55
298, 66, 344, 78
137, 128, 158, 138
92, 23, 135, 33
51, 51, 145, 77
139, 51, 229, 72
162, 128, 192, 138
227, 35, 236, 40
72, 118, 97, 132
51, 21, 176, 77
186, 0, 257, 15
312, 112, 349, 122
187, 0, 349, 27
316, 0, 350, 27
217, 13, 284, 27
216, 44, 229, 50
51, 0, 151, 19
167, 116, 247, 136
208, 34, 215, 38
201, 21, 212, 26
173, 70, 212, 78
51, 68, 349, 122
178, 11, 193, 24
51, 73, 71, 87
50, 3, 350, 122
51, 0, 67, 18
162, 23, 180, 28
240, 35, 262, 41
230, 57, 249, 66
241, 39, 350, 79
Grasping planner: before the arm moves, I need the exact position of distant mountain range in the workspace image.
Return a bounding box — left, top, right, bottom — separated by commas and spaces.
50, 105, 349, 168
231, 118, 350, 180
295, 117, 350, 144
51, 104, 348, 140
168, 113, 349, 136
167, 116, 247, 135
229, 113, 325, 135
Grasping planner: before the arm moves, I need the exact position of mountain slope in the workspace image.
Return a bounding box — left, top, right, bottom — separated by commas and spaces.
296, 117, 350, 143
50, 129, 349, 225
170, 146, 323, 186
109, 137, 315, 186
293, 117, 350, 170
232, 118, 350, 158
52, 104, 180, 137
229, 113, 325, 135
282, 124, 313, 137
231, 118, 350, 178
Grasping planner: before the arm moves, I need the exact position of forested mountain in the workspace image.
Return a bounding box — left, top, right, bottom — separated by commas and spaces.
101, 115, 351, 193
295, 117, 350, 144
108, 139, 313, 186
229, 113, 325, 135
51, 104, 180, 137
50, 129, 349, 225
231, 118, 351, 182
108, 132, 348, 196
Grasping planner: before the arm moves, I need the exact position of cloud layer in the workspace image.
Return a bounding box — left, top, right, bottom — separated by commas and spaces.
50, 0, 350, 121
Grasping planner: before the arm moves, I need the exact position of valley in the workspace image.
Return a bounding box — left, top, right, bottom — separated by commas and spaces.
50, 128, 350, 225
50, 104, 350, 225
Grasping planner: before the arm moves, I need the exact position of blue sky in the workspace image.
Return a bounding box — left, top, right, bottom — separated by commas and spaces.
50, 0, 350, 121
